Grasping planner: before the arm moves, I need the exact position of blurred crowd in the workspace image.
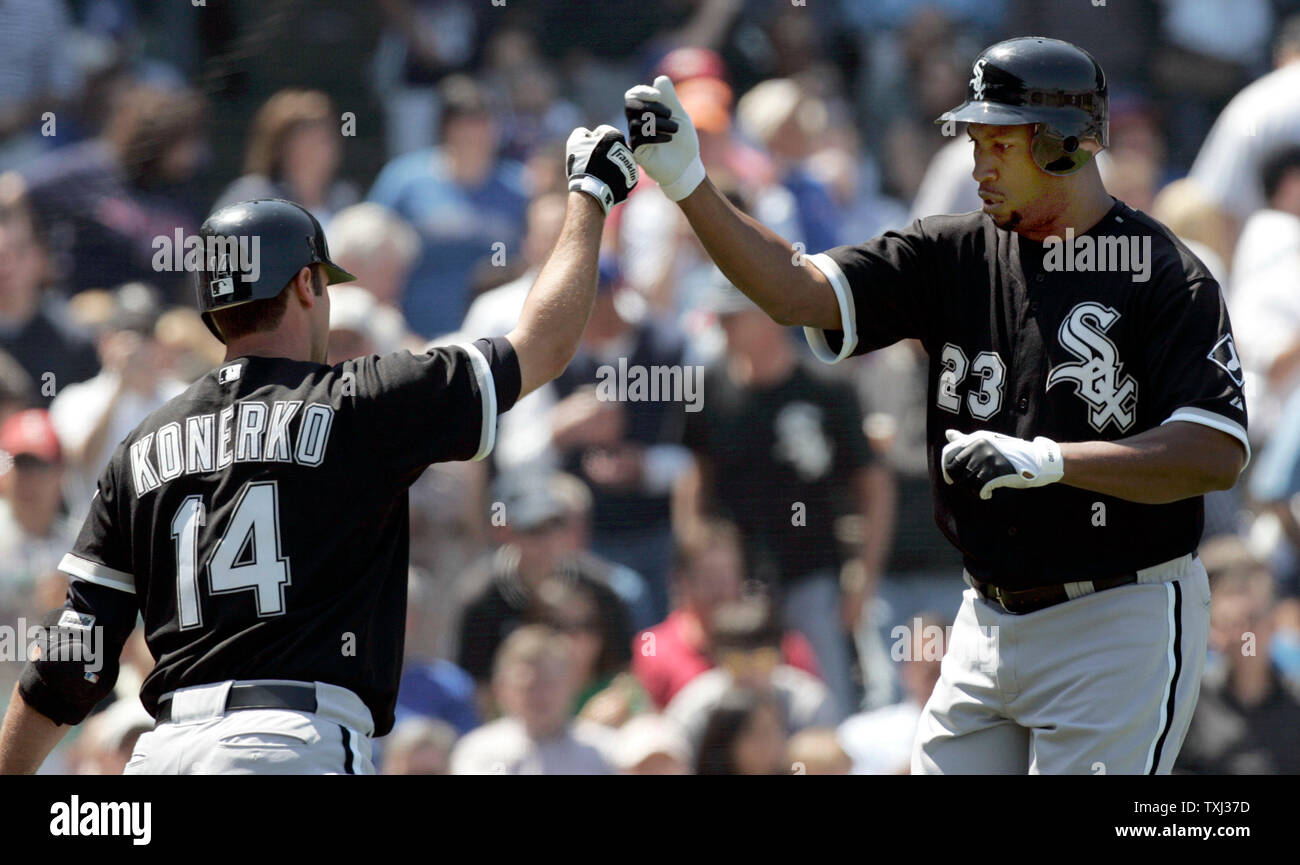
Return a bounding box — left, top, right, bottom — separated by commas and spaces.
1, 0, 1299, 775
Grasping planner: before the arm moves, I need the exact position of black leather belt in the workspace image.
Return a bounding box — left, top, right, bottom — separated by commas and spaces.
155, 682, 318, 725
968, 572, 1138, 615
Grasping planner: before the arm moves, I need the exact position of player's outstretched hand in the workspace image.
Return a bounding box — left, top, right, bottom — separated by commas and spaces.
567, 125, 638, 214
624, 75, 705, 201
941, 428, 1064, 500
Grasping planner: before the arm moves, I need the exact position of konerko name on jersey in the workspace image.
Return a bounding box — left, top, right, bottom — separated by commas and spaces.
129, 399, 335, 498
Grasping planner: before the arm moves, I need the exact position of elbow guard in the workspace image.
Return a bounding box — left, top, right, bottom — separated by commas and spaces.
18, 608, 120, 726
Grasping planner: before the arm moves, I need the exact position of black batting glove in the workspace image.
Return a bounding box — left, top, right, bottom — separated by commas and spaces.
566, 125, 638, 214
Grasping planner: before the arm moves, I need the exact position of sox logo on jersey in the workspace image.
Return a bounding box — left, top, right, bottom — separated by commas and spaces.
1046, 301, 1138, 433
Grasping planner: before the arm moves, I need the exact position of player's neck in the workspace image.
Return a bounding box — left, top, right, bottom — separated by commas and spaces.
225, 330, 314, 364
1017, 178, 1115, 243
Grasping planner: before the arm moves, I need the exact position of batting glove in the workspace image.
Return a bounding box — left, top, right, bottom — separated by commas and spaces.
941, 428, 1064, 500
567, 125, 638, 214
623, 75, 706, 201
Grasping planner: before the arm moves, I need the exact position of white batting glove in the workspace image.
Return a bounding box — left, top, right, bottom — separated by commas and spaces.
566, 125, 638, 214
941, 428, 1064, 500
623, 75, 706, 201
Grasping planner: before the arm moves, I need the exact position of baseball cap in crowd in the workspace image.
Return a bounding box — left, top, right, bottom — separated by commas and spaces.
676, 77, 734, 136
108, 282, 163, 335
611, 714, 692, 773
0, 408, 62, 466
495, 471, 592, 532
328, 284, 379, 336
654, 46, 728, 85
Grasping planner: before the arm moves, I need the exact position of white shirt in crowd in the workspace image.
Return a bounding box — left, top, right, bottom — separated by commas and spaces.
665, 665, 838, 749
50, 371, 186, 525
449, 717, 613, 775
1189, 62, 1300, 223
1226, 208, 1300, 441
838, 698, 923, 775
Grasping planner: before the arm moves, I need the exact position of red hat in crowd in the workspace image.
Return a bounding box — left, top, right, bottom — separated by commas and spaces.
655, 47, 728, 85
0, 409, 62, 465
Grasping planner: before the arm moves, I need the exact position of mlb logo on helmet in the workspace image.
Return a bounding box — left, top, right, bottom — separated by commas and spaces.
209, 252, 235, 299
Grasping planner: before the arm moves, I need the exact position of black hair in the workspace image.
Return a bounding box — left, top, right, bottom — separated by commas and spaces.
1260, 145, 1300, 204
695, 689, 784, 775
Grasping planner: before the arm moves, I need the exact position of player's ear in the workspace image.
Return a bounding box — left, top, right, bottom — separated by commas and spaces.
290, 266, 316, 308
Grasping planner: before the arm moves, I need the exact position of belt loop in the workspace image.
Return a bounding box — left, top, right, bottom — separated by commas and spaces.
165, 681, 234, 724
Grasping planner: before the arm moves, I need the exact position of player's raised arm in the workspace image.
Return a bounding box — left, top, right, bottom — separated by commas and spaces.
624, 76, 841, 330
506, 126, 638, 399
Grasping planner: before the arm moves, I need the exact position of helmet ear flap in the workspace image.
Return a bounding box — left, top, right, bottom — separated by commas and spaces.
1031, 123, 1101, 176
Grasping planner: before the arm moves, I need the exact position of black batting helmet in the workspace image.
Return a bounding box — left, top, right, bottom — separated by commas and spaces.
194, 198, 355, 343
939, 37, 1108, 176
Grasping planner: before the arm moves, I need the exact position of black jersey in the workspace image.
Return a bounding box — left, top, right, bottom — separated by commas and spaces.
681, 361, 874, 586
42, 339, 520, 735
803, 199, 1248, 589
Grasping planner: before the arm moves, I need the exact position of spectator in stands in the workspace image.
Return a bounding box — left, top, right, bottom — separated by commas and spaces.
326, 202, 423, 351
1149, 179, 1233, 286
0, 409, 75, 620
1155, 0, 1273, 171
450, 625, 613, 774
152, 307, 224, 385
667, 598, 837, 748
372, 0, 492, 158
1189, 16, 1300, 232
633, 518, 822, 710
534, 575, 649, 725
455, 472, 633, 712
1177, 538, 1300, 774
542, 260, 691, 621
787, 727, 853, 775
212, 89, 359, 224
675, 278, 894, 719
610, 714, 692, 775
735, 78, 841, 253
326, 284, 395, 364
0, 349, 34, 421
396, 573, 479, 736
695, 688, 789, 775
0, 200, 98, 404
49, 282, 185, 523
382, 717, 458, 775
12, 83, 207, 301
1226, 146, 1300, 444
0, 0, 83, 172
840, 611, 949, 774
368, 74, 527, 339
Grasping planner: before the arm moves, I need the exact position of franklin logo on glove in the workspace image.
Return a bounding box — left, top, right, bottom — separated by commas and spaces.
566, 125, 638, 215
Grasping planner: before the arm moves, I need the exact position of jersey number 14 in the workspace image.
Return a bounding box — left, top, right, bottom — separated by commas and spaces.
170, 481, 291, 630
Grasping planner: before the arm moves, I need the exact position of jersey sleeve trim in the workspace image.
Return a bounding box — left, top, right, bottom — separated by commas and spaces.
1161, 407, 1251, 470
58, 553, 135, 595
801, 253, 858, 365
456, 341, 498, 462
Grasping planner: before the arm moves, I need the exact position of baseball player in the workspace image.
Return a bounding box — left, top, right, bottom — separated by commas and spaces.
624, 37, 1249, 774
0, 124, 639, 774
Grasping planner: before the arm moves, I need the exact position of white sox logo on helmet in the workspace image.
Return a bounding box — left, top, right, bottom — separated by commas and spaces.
1046, 301, 1138, 432
970, 59, 989, 100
